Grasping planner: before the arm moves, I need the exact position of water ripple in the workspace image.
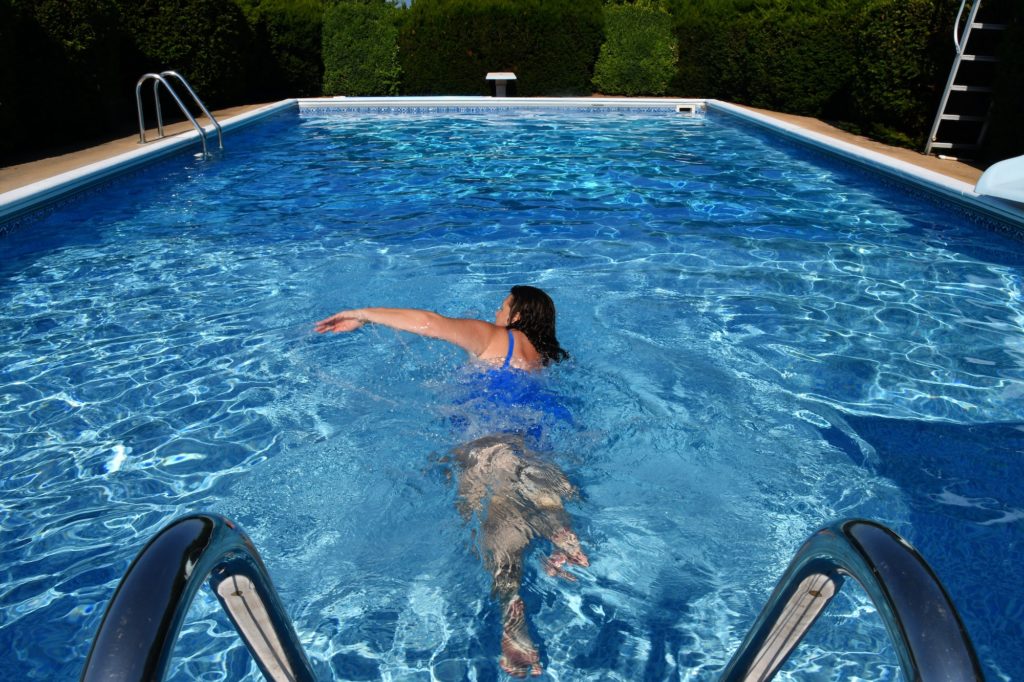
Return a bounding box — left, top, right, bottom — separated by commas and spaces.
1, 109, 1021, 679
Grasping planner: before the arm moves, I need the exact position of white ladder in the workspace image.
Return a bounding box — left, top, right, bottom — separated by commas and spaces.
924, 0, 1007, 158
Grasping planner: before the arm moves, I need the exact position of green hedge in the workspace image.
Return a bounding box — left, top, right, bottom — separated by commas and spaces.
669, 0, 972, 150
593, 0, 677, 96
671, 0, 747, 101
2, 0, 1021, 164
1, 0, 321, 160
399, 0, 604, 96
237, 0, 326, 99
845, 0, 958, 148
1, 0, 134, 160
0, 0, 16, 150
124, 0, 258, 107
322, 0, 401, 96
671, 0, 859, 117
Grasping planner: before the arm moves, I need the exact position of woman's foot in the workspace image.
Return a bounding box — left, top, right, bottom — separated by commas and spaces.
550, 528, 589, 568
500, 596, 542, 677
543, 551, 579, 581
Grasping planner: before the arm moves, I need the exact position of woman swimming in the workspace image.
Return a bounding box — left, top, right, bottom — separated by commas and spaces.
314, 285, 569, 369
316, 285, 587, 677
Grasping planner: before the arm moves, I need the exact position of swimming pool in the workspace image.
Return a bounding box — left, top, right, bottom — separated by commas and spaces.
1, 102, 1022, 680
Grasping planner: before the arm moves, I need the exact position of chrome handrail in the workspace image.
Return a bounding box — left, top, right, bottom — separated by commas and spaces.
720, 519, 983, 681
135, 72, 221, 159
160, 70, 223, 150
954, 0, 970, 52
80, 513, 316, 682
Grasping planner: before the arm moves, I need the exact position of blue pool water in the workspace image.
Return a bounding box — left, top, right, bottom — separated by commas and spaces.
1, 107, 1022, 680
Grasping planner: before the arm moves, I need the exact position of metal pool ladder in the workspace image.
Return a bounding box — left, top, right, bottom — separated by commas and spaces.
135, 71, 224, 159
925, 0, 1007, 158
79, 514, 315, 682
80, 516, 981, 681
721, 519, 982, 681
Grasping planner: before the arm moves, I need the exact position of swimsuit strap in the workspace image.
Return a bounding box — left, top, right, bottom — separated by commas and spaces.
502, 330, 515, 369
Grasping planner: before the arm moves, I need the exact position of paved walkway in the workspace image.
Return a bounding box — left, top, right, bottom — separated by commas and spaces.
0, 101, 983, 195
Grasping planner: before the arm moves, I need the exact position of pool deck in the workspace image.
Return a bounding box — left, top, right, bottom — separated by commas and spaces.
739, 106, 984, 186
0, 100, 984, 196
0, 103, 275, 195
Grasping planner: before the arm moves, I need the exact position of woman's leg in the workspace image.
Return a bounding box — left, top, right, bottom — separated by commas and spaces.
489, 550, 543, 677
483, 506, 543, 678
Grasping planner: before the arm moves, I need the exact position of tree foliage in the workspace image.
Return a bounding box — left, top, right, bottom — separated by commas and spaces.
398, 0, 604, 96
668, 0, 976, 150
322, 0, 401, 96
593, 0, 678, 96
237, 0, 326, 99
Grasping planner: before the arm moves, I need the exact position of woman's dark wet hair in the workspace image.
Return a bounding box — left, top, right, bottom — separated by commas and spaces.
506, 285, 569, 365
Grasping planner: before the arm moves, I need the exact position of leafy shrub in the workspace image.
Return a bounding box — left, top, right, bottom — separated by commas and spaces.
399, 0, 604, 96
322, 0, 402, 96
237, 0, 326, 98
593, 0, 677, 96
671, 0, 859, 117
0, 0, 134, 160
847, 0, 960, 148
123, 0, 258, 107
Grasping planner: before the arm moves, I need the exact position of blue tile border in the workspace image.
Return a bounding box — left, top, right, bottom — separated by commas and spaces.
711, 110, 1024, 240
295, 96, 707, 118
299, 105, 696, 116
874, 174, 1024, 239
1, 190, 88, 236
0, 157, 177, 237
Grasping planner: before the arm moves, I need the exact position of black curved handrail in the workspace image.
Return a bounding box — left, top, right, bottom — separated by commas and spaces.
80, 513, 315, 682
720, 519, 984, 681
83, 515, 980, 681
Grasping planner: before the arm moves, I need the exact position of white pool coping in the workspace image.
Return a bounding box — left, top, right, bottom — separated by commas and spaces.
2, 96, 1022, 230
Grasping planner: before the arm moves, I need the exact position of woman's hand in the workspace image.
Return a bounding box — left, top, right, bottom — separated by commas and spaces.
315, 311, 365, 333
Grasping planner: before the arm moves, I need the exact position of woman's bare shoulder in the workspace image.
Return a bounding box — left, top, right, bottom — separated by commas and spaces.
510, 329, 543, 370
430, 316, 505, 358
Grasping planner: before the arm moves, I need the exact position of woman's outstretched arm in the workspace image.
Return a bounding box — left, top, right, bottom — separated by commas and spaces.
315, 307, 496, 356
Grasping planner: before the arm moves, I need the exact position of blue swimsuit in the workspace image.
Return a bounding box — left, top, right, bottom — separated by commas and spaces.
452, 330, 572, 441
499, 329, 516, 371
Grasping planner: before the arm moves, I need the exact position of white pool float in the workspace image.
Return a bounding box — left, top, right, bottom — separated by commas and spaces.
976, 154, 1024, 204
